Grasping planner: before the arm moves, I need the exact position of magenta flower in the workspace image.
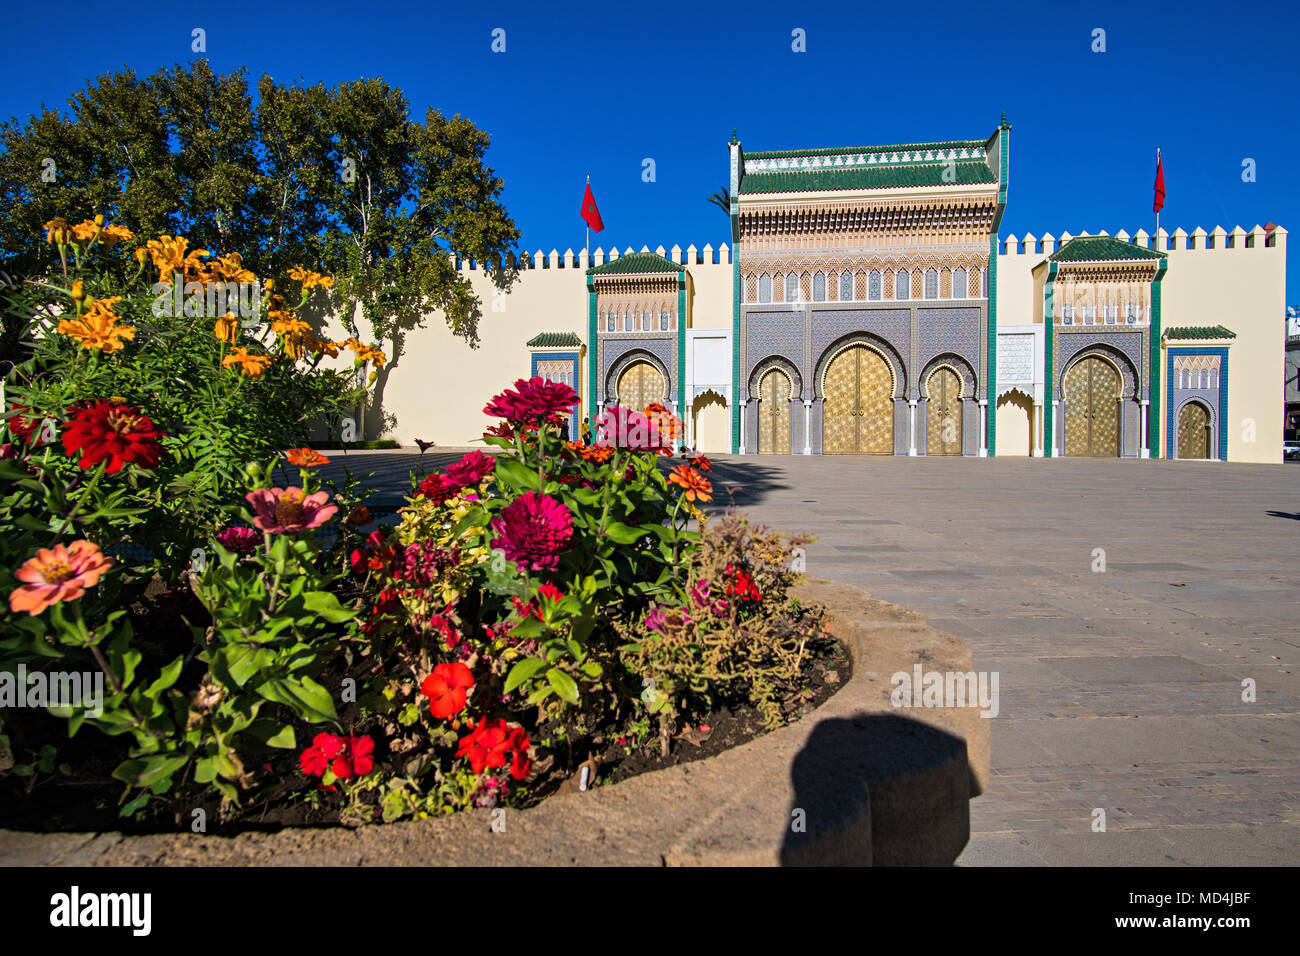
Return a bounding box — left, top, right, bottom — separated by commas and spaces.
490, 491, 575, 571
484, 377, 578, 426
595, 406, 670, 452
245, 486, 338, 534
445, 450, 496, 486
216, 525, 261, 554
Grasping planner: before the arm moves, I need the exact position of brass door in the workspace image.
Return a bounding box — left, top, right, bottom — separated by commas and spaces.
616, 361, 664, 412
1063, 357, 1121, 457
925, 367, 963, 456
822, 344, 893, 454
757, 369, 792, 454
1177, 402, 1211, 459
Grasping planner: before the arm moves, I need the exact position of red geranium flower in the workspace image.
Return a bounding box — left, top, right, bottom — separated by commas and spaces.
420, 662, 474, 719
456, 717, 530, 778
483, 376, 578, 426
490, 491, 574, 571
332, 735, 375, 779
61, 399, 164, 473
299, 732, 346, 777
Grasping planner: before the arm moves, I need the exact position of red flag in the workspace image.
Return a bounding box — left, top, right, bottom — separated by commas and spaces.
581, 182, 604, 232
1153, 154, 1166, 214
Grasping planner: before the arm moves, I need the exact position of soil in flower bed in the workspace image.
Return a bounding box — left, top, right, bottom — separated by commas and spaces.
0, 637, 850, 835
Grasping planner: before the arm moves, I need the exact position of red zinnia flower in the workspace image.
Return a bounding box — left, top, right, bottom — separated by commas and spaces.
420, 662, 475, 719
490, 491, 574, 571
61, 399, 164, 473
445, 450, 496, 486
483, 376, 578, 426
419, 472, 463, 504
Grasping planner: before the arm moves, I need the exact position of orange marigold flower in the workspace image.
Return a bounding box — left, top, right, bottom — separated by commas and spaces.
693, 455, 712, 473
668, 465, 712, 503
57, 297, 134, 353
580, 444, 614, 464
213, 313, 240, 344
287, 266, 335, 291
285, 447, 330, 467
43, 218, 72, 244
99, 223, 133, 247
71, 219, 100, 242
144, 235, 210, 284
271, 315, 311, 337
345, 505, 372, 526
221, 347, 273, 379
9, 540, 113, 616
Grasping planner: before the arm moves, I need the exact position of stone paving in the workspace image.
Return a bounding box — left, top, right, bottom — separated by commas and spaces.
316, 450, 1300, 866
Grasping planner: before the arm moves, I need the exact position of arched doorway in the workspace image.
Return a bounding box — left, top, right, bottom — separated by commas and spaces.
616, 360, 664, 412
823, 344, 893, 454
1063, 356, 1121, 457
925, 366, 963, 456
1177, 401, 1212, 459
690, 390, 728, 453
995, 389, 1034, 457
756, 368, 792, 454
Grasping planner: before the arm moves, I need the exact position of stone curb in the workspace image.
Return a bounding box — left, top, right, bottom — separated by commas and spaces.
0, 580, 988, 867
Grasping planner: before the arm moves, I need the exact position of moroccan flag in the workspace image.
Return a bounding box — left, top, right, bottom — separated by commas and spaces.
1153, 154, 1166, 214
581, 182, 604, 232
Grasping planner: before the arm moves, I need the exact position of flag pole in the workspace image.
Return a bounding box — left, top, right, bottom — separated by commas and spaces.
1155, 147, 1161, 245
585, 174, 590, 261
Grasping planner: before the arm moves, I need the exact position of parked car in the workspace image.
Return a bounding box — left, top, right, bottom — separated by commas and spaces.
1285, 440, 1300, 461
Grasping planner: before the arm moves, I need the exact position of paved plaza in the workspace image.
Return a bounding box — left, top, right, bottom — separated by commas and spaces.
316, 451, 1300, 866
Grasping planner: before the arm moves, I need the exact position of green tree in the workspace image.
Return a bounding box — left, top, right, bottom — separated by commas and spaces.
706, 185, 731, 215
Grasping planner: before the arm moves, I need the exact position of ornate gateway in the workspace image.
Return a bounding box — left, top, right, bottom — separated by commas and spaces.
1063, 356, 1121, 457
926, 366, 963, 456
617, 360, 665, 411
823, 344, 893, 454
756, 368, 793, 454
1177, 401, 1211, 459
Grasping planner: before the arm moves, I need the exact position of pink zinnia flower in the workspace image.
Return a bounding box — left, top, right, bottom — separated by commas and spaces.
9, 540, 112, 616
419, 472, 462, 504
490, 491, 574, 571
245, 486, 338, 534
215, 525, 261, 554
484, 377, 578, 426
445, 450, 496, 486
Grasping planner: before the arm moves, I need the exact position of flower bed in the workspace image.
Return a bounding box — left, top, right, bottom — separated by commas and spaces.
0, 221, 840, 831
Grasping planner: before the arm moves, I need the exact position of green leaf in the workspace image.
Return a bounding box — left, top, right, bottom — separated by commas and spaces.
145, 655, 185, 696
546, 669, 579, 704
504, 657, 546, 693
256, 675, 338, 723
302, 590, 355, 623
604, 521, 646, 545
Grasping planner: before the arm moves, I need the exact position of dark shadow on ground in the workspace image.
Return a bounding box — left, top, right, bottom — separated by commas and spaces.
780, 713, 971, 867
293, 451, 797, 510
1266, 511, 1300, 521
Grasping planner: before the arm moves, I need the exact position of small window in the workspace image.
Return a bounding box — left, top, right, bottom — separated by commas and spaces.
624, 311, 634, 332
924, 268, 939, 299
896, 270, 909, 301
972, 267, 982, 298
1062, 304, 1074, 325
840, 272, 853, 301
1210, 368, 1219, 388
1126, 302, 1137, 323
785, 275, 799, 303
759, 275, 772, 303
981, 267, 987, 297
639, 311, 649, 331
813, 273, 826, 301
953, 268, 967, 299
606, 311, 615, 332
869, 270, 881, 301
659, 311, 669, 331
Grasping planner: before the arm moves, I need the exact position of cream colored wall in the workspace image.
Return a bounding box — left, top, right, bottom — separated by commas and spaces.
316, 247, 733, 446
1159, 234, 1286, 463
999, 228, 1287, 463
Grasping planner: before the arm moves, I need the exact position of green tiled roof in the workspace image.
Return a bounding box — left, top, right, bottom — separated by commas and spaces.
746, 139, 987, 160
525, 331, 582, 348
738, 162, 995, 194
587, 252, 684, 276
1049, 236, 1166, 262
1164, 325, 1236, 340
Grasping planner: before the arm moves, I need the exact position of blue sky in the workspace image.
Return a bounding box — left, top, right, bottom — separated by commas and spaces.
2, 0, 1294, 301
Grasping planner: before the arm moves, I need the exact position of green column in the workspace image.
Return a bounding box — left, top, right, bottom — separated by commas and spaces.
587, 280, 598, 422
987, 234, 998, 455
677, 275, 687, 436
1149, 259, 1167, 458
731, 218, 741, 454
1043, 262, 1058, 457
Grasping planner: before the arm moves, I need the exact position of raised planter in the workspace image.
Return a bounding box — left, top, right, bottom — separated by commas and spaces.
0, 580, 989, 867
